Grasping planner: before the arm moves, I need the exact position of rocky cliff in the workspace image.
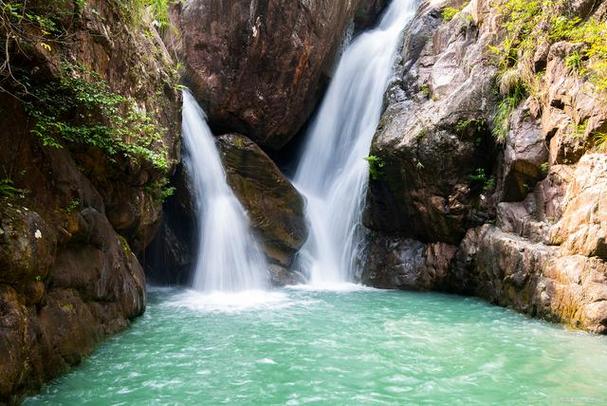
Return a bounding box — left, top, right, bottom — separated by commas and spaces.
0, 0, 180, 401
362, 0, 607, 333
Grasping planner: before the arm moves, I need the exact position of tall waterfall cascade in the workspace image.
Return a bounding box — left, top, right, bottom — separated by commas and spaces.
182, 90, 268, 292
294, 0, 417, 285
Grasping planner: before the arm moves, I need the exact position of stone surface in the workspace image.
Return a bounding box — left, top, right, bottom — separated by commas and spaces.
182, 0, 369, 150
0, 0, 180, 401
360, 0, 607, 334
217, 134, 308, 269
451, 226, 607, 334
364, 0, 497, 244
549, 154, 607, 259
361, 232, 456, 290
498, 102, 549, 202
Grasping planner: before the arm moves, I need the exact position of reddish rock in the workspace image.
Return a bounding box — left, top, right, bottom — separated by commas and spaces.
182, 0, 365, 150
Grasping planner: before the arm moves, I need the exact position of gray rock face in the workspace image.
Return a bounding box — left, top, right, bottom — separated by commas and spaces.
360, 0, 607, 333
360, 232, 456, 290
498, 102, 549, 202
363, 0, 497, 244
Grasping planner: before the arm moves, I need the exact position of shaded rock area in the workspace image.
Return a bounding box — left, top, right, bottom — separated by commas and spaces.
360, 0, 607, 333
0, 0, 180, 401
361, 232, 456, 290
143, 165, 197, 286
182, 0, 377, 151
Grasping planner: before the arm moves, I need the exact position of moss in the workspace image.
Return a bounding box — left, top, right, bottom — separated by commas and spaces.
364, 155, 385, 181
117, 235, 133, 257
442, 6, 461, 22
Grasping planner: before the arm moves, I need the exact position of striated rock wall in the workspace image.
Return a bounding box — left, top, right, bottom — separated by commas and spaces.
0, 0, 181, 401
362, 0, 607, 333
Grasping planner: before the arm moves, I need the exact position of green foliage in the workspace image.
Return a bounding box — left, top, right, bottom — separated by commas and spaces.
442, 6, 461, 22
565, 51, 583, 72
492, 80, 527, 142
455, 118, 486, 136
65, 198, 81, 213
127, 0, 182, 30
492, 0, 607, 92
469, 168, 495, 192
593, 131, 607, 152
420, 84, 431, 99
145, 178, 175, 203
26, 63, 169, 171
540, 162, 550, 175
0, 178, 25, 198
365, 155, 385, 181
572, 119, 588, 138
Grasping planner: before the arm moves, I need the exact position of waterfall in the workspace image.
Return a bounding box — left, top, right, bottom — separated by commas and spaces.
182, 90, 268, 292
293, 0, 417, 285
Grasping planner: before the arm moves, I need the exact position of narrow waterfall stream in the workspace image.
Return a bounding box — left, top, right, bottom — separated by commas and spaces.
294, 0, 417, 285
182, 90, 268, 292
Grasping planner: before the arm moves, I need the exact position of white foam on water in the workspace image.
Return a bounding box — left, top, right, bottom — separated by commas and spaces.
166, 289, 291, 313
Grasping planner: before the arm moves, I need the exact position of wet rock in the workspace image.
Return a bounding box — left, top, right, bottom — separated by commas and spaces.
361, 232, 456, 290
0, 0, 180, 399
354, 0, 388, 31
452, 226, 607, 334
143, 165, 197, 286
182, 0, 365, 150
217, 134, 308, 269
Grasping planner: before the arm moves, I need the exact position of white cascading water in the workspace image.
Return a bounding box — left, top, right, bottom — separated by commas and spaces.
294, 0, 417, 285
182, 90, 268, 292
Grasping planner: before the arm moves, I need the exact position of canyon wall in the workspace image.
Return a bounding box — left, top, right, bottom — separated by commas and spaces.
0, 0, 180, 401
362, 0, 607, 334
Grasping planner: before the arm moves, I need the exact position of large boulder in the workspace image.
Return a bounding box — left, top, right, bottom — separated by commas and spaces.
217, 134, 308, 272
182, 0, 367, 150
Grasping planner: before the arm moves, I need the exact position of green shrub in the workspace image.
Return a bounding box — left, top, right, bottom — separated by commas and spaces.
492, 0, 607, 92
0, 178, 25, 198
26, 63, 169, 171
442, 7, 461, 22
593, 132, 607, 151
365, 155, 385, 181
492, 80, 527, 142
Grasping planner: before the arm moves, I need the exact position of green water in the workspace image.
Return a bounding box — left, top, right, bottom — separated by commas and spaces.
26, 286, 607, 405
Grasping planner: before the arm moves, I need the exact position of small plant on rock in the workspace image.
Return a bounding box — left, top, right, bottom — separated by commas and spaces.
365, 155, 385, 181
